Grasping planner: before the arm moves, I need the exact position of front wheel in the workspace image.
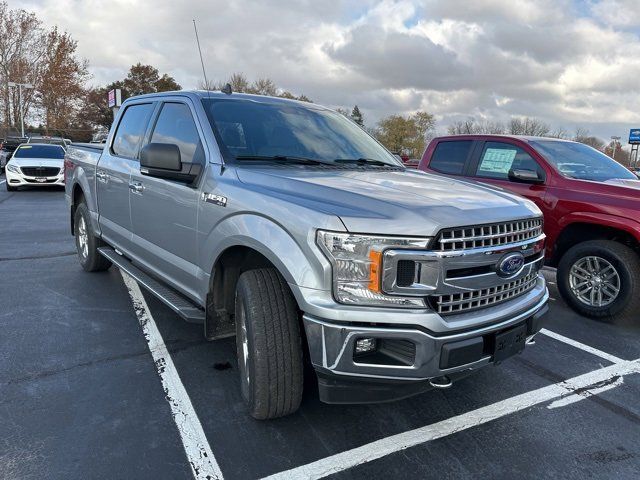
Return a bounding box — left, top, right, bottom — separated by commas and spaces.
6, 183, 16, 192
557, 240, 640, 322
235, 268, 303, 419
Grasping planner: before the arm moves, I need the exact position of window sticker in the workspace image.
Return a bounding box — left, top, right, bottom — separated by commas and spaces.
479, 148, 517, 174
19, 145, 32, 149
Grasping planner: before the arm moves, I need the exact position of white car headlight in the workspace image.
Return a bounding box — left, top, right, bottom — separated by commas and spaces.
317, 230, 429, 307
6, 163, 20, 174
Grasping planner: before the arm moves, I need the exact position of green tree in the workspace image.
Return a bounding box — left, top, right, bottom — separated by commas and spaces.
376, 111, 435, 158
351, 105, 364, 126
122, 63, 181, 97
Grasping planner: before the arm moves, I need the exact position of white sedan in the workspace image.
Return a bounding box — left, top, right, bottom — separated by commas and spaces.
5, 144, 66, 191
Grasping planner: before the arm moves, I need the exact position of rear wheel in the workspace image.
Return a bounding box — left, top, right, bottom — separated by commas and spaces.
235, 268, 303, 419
74, 201, 112, 272
557, 240, 640, 322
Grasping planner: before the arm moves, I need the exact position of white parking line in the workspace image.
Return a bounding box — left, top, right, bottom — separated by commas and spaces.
121, 271, 223, 480
0, 179, 5, 185
263, 359, 640, 480
540, 328, 625, 364
547, 376, 624, 409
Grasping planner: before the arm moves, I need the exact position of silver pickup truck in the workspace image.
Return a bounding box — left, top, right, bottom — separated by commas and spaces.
65, 90, 549, 419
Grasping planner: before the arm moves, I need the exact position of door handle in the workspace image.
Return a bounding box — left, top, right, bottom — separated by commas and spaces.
128, 181, 144, 193
96, 170, 108, 183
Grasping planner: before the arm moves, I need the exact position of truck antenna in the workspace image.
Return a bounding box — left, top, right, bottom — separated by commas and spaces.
192, 19, 211, 98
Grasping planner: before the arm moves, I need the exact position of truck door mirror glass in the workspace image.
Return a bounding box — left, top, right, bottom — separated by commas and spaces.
140, 143, 200, 184
508, 168, 544, 184
141, 143, 182, 171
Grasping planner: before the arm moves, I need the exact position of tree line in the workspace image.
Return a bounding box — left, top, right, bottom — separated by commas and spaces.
448, 117, 631, 165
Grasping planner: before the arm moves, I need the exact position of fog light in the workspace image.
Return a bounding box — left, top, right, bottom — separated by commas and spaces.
355, 338, 377, 354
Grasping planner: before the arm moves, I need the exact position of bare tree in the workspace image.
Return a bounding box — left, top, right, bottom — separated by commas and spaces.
447, 118, 505, 135
573, 127, 605, 150
0, 2, 47, 135
250, 78, 277, 96
508, 117, 551, 136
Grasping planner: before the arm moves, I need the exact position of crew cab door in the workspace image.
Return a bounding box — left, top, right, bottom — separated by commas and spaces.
97, 102, 155, 252
469, 140, 548, 212
128, 100, 206, 299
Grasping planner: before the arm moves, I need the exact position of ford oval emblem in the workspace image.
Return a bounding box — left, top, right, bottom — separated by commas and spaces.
497, 252, 525, 278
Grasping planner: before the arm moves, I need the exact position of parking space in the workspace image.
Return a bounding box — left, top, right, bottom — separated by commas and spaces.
1, 184, 639, 480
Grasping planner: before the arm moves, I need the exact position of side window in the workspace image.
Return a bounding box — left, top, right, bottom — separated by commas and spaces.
430, 141, 472, 175
476, 142, 541, 180
150, 103, 204, 165
112, 103, 154, 159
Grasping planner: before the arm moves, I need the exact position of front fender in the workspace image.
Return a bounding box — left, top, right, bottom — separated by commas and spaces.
558, 211, 640, 241
201, 213, 338, 292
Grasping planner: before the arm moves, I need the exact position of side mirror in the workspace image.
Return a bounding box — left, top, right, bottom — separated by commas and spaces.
140, 143, 200, 184
508, 168, 544, 184
140, 143, 182, 171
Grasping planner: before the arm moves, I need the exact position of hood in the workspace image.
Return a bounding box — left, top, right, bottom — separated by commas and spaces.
236, 166, 541, 236
8, 157, 63, 168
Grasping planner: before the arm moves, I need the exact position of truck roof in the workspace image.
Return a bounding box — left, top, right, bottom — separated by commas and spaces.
125, 90, 324, 109
433, 134, 574, 143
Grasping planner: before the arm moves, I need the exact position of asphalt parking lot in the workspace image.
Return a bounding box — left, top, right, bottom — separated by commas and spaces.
1, 175, 639, 480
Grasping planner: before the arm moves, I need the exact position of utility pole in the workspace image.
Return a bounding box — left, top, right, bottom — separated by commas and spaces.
610, 135, 621, 161
8, 82, 34, 138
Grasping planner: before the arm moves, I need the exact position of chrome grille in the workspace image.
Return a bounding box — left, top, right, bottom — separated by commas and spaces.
431, 272, 539, 315
437, 218, 543, 251
20, 166, 60, 177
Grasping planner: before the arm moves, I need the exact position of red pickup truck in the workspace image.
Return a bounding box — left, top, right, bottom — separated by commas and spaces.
419, 135, 640, 322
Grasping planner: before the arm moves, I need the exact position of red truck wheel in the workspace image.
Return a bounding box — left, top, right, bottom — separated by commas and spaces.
557, 240, 640, 322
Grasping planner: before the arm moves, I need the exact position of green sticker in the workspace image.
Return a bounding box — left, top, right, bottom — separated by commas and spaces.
479, 148, 516, 174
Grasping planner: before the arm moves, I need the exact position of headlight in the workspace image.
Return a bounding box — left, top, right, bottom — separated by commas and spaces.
6, 163, 20, 173
317, 230, 429, 307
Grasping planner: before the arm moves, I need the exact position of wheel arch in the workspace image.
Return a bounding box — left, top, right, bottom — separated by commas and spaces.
552, 218, 640, 267
205, 242, 311, 340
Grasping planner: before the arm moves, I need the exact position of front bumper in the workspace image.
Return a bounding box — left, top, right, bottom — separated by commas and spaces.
304, 276, 548, 403
6, 168, 64, 187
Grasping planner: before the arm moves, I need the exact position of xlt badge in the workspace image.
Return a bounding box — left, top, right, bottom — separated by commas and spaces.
202, 192, 227, 207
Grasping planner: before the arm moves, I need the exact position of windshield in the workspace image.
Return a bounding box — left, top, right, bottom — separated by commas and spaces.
202, 98, 401, 167
13, 144, 65, 159
531, 140, 636, 181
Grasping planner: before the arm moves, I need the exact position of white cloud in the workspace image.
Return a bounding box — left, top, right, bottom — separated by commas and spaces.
17, 0, 640, 139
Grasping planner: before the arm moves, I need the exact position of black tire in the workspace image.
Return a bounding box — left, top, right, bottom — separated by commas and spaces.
235, 268, 303, 419
6, 183, 16, 192
74, 201, 112, 272
557, 240, 640, 322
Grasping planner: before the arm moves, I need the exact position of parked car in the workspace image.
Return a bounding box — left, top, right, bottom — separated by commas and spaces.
5, 143, 66, 191
65, 92, 548, 419
27, 136, 67, 148
419, 135, 640, 321
1, 136, 28, 169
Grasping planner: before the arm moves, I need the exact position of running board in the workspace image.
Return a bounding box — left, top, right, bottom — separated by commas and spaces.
99, 247, 205, 324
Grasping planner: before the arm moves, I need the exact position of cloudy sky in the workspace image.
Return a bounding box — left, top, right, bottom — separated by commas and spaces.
18, 0, 640, 140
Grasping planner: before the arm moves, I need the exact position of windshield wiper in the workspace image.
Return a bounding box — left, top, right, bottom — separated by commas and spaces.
334, 158, 391, 166
235, 155, 331, 165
